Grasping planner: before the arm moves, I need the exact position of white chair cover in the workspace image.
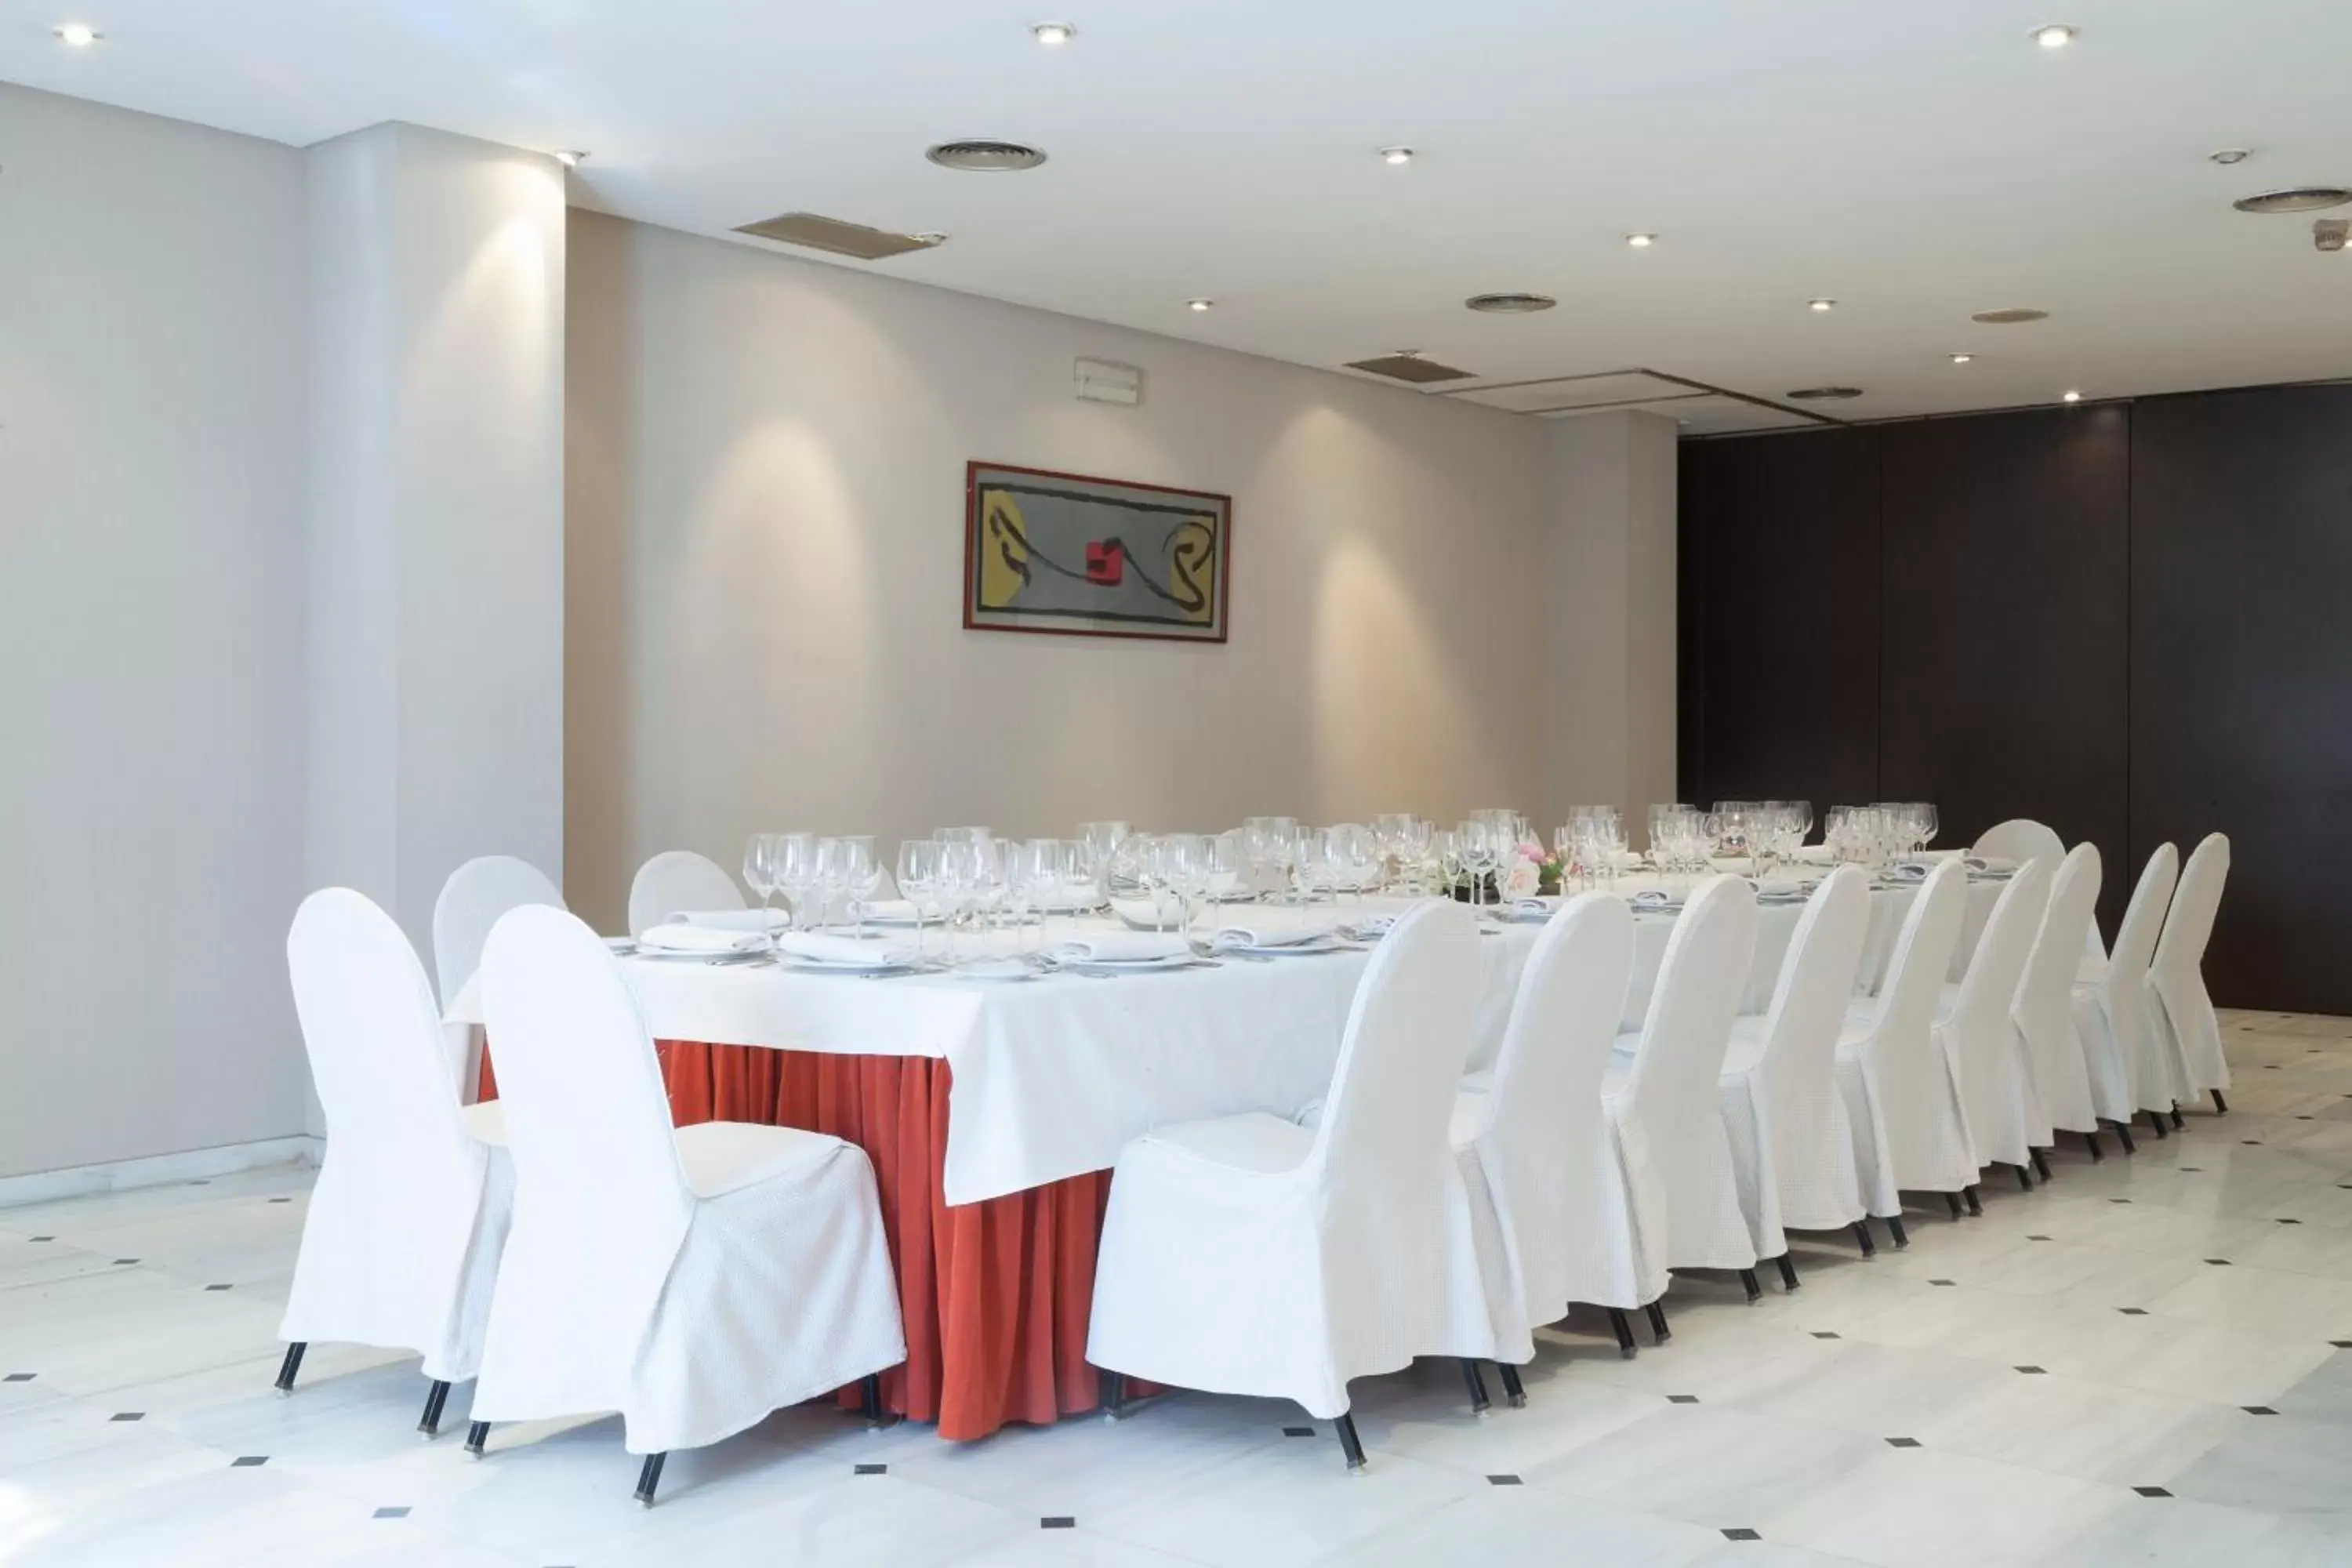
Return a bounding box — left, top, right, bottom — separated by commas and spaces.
1086, 902, 1481, 1420
2014, 844, 2102, 1135
1836, 859, 1973, 1210
1606, 876, 1760, 1275
1440, 895, 1638, 1361
2074, 844, 2180, 1116
431, 855, 564, 1010
1719, 869, 1872, 1246
628, 849, 746, 938
1973, 819, 2065, 866
470, 906, 903, 1454
278, 889, 512, 1383
1939, 860, 2053, 1171
2151, 833, 2231, 1098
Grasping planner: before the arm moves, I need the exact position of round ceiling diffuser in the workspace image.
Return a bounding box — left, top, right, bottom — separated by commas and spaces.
1971, 307, 2050, 325
1786, 386, 1864, 401
1465, 292, 1558, 313
2232, 187, 2352, 214
925, 140, 1048, 172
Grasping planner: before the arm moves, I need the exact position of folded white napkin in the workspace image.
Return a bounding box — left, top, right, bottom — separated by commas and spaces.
1630, 890, 1675, 908
638, 924, 768, 955
1887, 862, 1930, 883
1050, 931, 1195, 964
1209, 919, 1341, 951
774, 931, 920, 967
1509, 897, 1557, 920
672, 907, 790, 932
859, 898, 922, 922
1348, 913, 1397, 938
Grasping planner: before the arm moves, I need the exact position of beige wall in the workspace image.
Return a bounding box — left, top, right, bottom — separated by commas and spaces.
564, 212, 1591, 931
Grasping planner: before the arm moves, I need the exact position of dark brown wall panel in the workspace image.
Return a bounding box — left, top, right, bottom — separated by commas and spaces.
1877, 406, 2132, 934
1677, 427, 1882, 811
2129, 384, 2352, 1013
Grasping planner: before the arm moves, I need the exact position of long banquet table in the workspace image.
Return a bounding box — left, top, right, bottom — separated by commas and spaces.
452, 869, 2003, 1439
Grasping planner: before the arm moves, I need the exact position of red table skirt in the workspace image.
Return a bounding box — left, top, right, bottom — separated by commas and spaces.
477, 1042, 1128, 1441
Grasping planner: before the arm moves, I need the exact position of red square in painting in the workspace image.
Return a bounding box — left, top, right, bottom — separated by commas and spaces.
1084, 539, 1124, 586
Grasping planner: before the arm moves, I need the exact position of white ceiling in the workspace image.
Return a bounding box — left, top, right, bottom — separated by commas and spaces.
9, 0, 2349, 430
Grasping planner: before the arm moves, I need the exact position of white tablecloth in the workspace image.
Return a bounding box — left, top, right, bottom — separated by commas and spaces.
447, 878, 2002, 1205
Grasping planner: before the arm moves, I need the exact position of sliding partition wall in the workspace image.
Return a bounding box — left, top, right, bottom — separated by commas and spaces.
1679, 382, 2352, 1014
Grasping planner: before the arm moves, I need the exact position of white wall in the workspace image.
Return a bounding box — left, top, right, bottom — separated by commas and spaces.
566, 212, 1620, 932
0, 86, 310, 1177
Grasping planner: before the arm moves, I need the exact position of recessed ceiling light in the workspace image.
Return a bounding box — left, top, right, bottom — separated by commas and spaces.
552, 150, 588, 169
1808, 298, 1837, 313
1624, 232, 1657, 248
2232, 187, 2352, 214
53, 21, 100, 45
1186, 298, 1213, 312
1031, 21, 1074, 45
2062, 390, 2084, 402
1787, 387, 1864, 401
1973, 307, 2049, 325
2031, 23, 2077, 49
1949, 354, 1974, 365
926, 140, 1048, 172
2209, 148, 2252, 166
1379, 146, 1414, 165
1465, 292, 1557, 313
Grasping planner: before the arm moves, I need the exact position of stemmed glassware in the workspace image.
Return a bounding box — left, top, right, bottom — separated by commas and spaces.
742, 833, 781, 935
1323, 823, 1377, 906
836, 836, 882, 942
778, 832, 823, 930
1455, 819, 1497, 911
897, 839, 938, 960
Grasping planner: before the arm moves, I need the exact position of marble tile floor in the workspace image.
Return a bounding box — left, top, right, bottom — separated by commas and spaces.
7, 1009, 2352, 1566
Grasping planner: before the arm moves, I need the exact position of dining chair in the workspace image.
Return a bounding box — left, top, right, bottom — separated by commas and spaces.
274, 889, 513, 1440
464, 906, 905, 1504
2150, 833, 2232, 1113
627, 848, 745, 938
2013, 844, 2106, 1158
2074, 843, 2180, 1140
1835, 859, 1976, 1221
1085, 901, 1480, 1472
1972, 818, 2065, 868
430, 855, 564, 1011
1939, 860, 2053, 1189
1606, 877, 1766, 1296
1717, 869, 1876, 1259
1439, 893, 1638, 1398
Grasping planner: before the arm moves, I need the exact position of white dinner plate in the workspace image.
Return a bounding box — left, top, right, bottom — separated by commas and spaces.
1220, 937, 1354, 957
1051, 953, 1209, 973
634, 947, 768, 964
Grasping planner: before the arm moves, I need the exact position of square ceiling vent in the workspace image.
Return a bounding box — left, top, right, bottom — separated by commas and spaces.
733, 212, 944, 260
1344, 354, 1476, 385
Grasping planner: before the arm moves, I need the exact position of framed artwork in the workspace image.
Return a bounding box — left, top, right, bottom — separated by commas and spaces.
964, 461, 1231, 643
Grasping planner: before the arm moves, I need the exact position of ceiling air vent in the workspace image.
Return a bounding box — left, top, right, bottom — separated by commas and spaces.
1786, 386, 1864, 401
1345, 354, 1475, 384
926, 140, 1048, 172
1465, 292, 1557, 314
732, 212, 946, 260
2233, 187, 2352, 214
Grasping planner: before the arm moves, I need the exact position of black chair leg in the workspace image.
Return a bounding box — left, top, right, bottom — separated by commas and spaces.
417, 1379, 451, 1437
464, 1421, 491, 1458
2170, 1106, 2185, 1131
1853, 1220, 1878, 1258
2015, 1163, 2035, 1191
1774, 1254, 1801, 1291
1739, 1269, 1763, 1302
1101, 1371, 1126, 1421
1334, 1411, 1367, 1472
2084, 1128, 2106, 1162
1963, 1185, 1984, 1217
273, 1341, 306, 1395
633, 1451, 666, 1508
860, 1373, 888, 1426
2147, 1109, 2169, 1140
1461, 1359, 1492, 1414
1495, 1362, 1526, 1408
2211, 1090, 2228, 1115
1944, 1192, 1965, 1220
2030, 1149, 2053, 1182
1606, 1307, 1639, 1357
1886, 1214, 1910, 1250
1644, 1301, 1671, 1345
2113, 1119, 2138, 1155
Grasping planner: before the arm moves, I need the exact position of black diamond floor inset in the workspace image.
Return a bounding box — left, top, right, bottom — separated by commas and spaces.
854, 1463, 886, 1475
2243, 1406, 2278, 1416
2120, 1308, 2150, 1316
2015, 1367, 2047, 1375
1886, 1437, 1922, 1448
372, 1507, 410, 1519
4, 1374, 33, 1383
1722, 1528, 1762, 1541
1667, 1395, 1700, 1404
1929, 1279, 1957, 1287
110, 1412, 143, 1421
1283, 1426, 1314, 1437
231, 1456, 267, 1468
1487, 1474, 1523, 1486
1811, 1331, 1840, 1339
2133, 1486, 2172, 1497
1041, 1517, 1076, 1530
2205, 1258, 2232, 1266
205, 1283, 233, 1291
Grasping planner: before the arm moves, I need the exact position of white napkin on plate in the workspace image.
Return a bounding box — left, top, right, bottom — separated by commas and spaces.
1050, 931, 1195, 964
671, 907, 790, 933
1208, 919, 1341, 951
774, 931, 920, 967
1630, 889, 1676, 909
1509, 896, 1558, 921
638, 924, 768, 956
859, 898, 922, 923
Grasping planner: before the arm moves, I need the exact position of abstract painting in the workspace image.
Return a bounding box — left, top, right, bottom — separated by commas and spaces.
964, 462, 1230, 643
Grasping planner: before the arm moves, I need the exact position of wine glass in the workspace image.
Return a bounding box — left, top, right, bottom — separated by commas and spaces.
1456, 820, 1495, 910
897, 839, 938, 959
814, 837, 849, 930
778, 832, 823, 931
836, 835, 881, 942
742, 833, 780, 932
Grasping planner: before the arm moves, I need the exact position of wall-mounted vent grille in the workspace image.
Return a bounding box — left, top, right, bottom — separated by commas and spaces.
1345, 354, 1475, 384
926, 140, 1048, 172
732, 212, 946, 260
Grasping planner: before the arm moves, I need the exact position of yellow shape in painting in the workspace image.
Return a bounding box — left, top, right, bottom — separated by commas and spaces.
977, 491, 1031, 609
1169, 516, 1218, 622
